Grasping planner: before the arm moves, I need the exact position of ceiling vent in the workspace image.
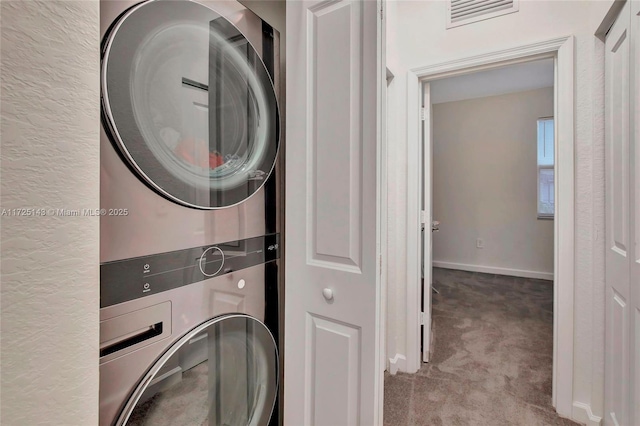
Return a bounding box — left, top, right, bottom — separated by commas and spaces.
446, 0, 519, 29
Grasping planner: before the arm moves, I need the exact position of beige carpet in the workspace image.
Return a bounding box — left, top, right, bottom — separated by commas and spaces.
384, 268, 581, 426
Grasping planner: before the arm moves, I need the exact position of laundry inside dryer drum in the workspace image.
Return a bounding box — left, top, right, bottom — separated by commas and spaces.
118, 315, 278, 426
102, 0, 280, 209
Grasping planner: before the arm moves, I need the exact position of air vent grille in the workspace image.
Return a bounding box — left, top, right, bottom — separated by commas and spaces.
447, 0, 519, 29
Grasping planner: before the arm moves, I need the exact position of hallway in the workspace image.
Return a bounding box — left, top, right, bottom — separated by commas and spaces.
384, 268, 580, 426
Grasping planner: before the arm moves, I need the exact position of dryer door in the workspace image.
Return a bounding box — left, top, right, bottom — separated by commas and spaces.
102, 0, 279, 209
117, 315, 278, 426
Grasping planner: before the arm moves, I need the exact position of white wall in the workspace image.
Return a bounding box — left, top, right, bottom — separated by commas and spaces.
432, 87, 554, 279
0, 1, 100, 424
385, 0, 615, 422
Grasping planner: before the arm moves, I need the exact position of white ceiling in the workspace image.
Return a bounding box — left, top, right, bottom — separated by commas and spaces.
430, 58, 554, 104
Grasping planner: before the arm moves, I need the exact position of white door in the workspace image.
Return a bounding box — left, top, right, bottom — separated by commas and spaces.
422, 82, 433, 363
604, 1, 639, 425
284, 1, 383, 425
631, 3, 640, 423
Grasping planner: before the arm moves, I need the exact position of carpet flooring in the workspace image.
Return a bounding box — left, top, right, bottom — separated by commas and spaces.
384, 268, 581, 426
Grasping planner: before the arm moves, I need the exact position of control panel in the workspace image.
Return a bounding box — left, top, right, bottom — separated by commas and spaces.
100, 233, 280, 308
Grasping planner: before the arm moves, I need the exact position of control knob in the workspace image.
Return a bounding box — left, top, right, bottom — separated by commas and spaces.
199, 246, 225, 277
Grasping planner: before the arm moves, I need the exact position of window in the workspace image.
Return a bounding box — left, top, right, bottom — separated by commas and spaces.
537, 117, 554, 219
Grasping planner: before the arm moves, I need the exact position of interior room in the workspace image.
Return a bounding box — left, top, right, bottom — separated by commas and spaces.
1, 1, 638, 425
431, 59, 555, 282
384, 59, 567, 425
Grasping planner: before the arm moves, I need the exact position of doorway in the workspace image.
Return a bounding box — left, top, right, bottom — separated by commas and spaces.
422, 57, 555, 360
413, 58, 561, 423
404, 36, 577, 417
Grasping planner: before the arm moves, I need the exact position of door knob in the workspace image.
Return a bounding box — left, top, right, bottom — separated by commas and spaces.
322, 288, 334, 301
432, 221, 440, 232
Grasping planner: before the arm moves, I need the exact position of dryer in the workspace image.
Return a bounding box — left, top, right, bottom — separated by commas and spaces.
99, 0, 282, 424
99, 239, 280, 426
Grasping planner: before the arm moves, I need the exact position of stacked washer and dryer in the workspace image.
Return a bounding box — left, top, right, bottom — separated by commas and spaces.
99, 1, 282, 425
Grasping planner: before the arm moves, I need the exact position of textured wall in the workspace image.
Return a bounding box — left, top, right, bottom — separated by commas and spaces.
1, 1, 100, 424
432, 87, 555, 277
385, 0, 612, 421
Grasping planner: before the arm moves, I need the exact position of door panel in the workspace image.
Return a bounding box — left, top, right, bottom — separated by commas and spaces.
610, 26, 630, 256
310, 0, 363, 269
609, 290, 629, 424
307, 315, 361, 426
285, 1, 381, 425
605, 2, 632, 425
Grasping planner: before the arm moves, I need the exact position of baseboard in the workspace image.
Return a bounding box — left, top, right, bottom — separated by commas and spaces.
388, 353, 407, 375
572, 402, 603, 426
432, 260, 553, 281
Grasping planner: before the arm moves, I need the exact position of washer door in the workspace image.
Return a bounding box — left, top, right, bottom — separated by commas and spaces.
102, 0, 279, 209
117, 315, 278, 426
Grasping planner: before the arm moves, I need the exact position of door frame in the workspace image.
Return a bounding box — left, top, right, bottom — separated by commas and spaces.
377, 2, 388, 422
404, 35, 576, 418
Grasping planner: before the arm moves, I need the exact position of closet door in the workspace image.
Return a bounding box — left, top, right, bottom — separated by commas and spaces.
604, 1, 639, 425
284, 1, 384, 425
630, 1, 640, 424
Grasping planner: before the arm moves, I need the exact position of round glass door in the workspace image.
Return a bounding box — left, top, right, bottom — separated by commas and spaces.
118, 315, 278, 426
102, 0, 280, 209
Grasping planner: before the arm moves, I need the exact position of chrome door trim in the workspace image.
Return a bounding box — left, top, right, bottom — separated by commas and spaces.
115, 313, 278, 426
101, 0, 281, 210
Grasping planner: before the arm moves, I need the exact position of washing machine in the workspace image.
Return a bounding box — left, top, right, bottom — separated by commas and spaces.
99, 0, 282, 424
